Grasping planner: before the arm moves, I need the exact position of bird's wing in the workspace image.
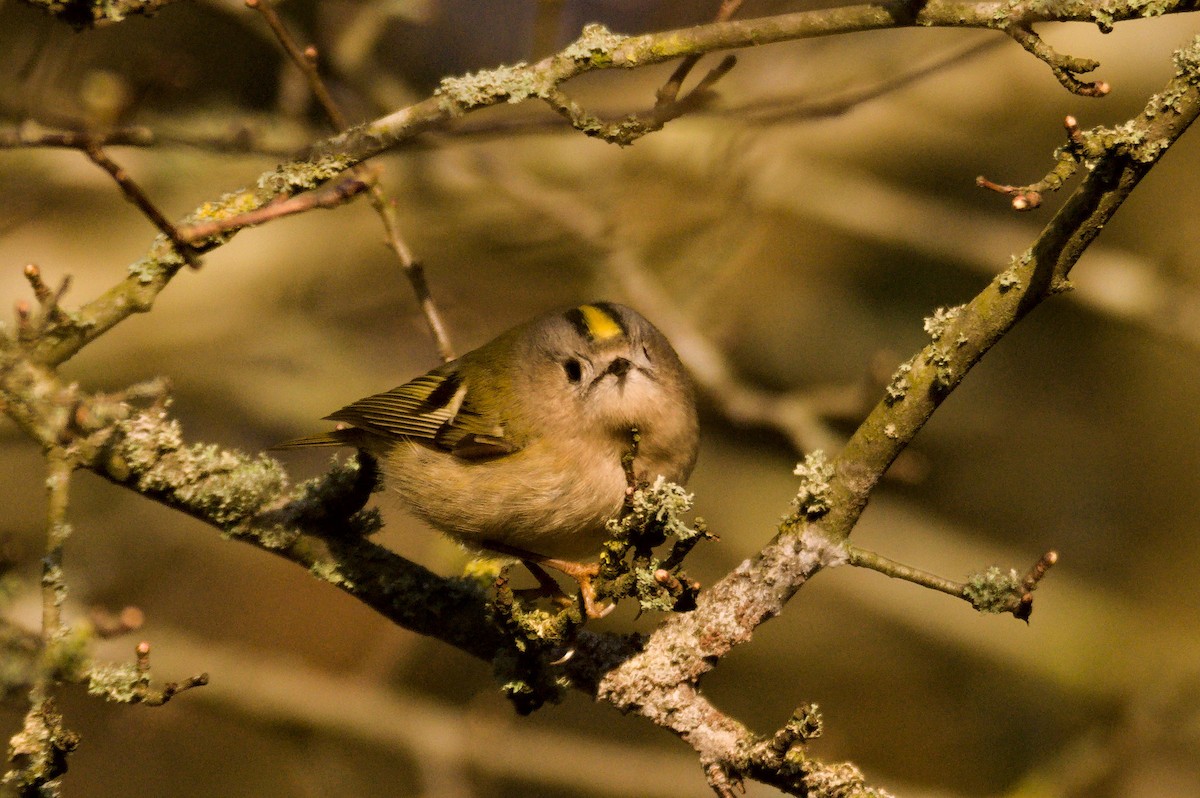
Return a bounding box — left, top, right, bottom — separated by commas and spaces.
325, 369, 515, 459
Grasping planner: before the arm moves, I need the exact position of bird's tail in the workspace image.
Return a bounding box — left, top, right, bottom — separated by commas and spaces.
271, 429, 357, 450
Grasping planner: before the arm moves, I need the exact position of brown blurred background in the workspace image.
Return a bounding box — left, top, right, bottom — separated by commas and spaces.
2, 1, 1199, 796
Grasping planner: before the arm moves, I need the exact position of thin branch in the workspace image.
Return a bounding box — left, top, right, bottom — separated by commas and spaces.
245, 0, 349, 130
0, 123, 155, 149
0, 112, 329, 157
656, 0, 745, 108
40, 451, 72, 641
594, 36, 1200, 790
177, 174, 374, 243
247, 0, 455, 361
1004, 25, 1110, 97
731, 36, 1004, 124
80, 141, 203, 269
1, 450, 76, 793
21, 2, 1197, 368
5, 14, 1200, 798
130, 641, 209, 706
847, 545, 1058, 619
543, 55, 737, 145
1, 39, 999, 156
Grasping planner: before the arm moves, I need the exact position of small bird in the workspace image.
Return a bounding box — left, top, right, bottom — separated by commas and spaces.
278, 302, 699, 617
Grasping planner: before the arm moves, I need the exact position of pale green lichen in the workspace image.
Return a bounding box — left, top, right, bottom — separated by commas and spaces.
597, 475, 708, 614
187, 188, 258, 224
1172, 35, 1200, 80
86, 662, 145, 703
114, 409, 287, 530
927, 345, 954, 390
258, 154, 354, 195
781, 704, 823, 746
491, 647, 571, 715
923, 305, 963, 342
791, 451, 834, 519
560, 22, 626, 66
963, 566, 1022, 613
435, 63, 552, 115
618, 475, 696, 540
998, 268, 1022, 292
884, 361, 912, 405
43, 624, 92, 683
802, 761, 896, 798
308, 559, 353, 589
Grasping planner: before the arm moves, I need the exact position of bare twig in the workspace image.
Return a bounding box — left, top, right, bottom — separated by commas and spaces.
655, 0, 745, 107
1004, 25, 1110, 97
245, 0, 348, 129
1, 451, 76, 793
544, 55, 738, 145
80, 141, 203, 269
247, 0, 455, 361
978, 115, 1104, 210
177, 174, 374, 243
40, 451, 72, 641
0, 123, 155, 149
733, 37, 1003, 124
22, 2, 1197, 369
131, 641, 209, 706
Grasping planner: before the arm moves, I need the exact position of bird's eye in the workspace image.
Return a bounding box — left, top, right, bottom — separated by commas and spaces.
563, 358, 583, 383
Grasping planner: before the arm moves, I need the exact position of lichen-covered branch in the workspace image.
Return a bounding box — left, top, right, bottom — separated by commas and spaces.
5, 11, 1200, 798
21, 0, 183, 28
246, 0, 456, 362
588, 34, 1200, 791
848, 545, 1058, 620
25, 1, 1199, 368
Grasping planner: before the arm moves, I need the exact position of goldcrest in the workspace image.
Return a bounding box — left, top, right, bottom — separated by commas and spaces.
280, 302, 699, 582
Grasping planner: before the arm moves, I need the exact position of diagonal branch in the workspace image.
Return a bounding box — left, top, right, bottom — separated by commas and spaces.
594, 34, 1200, 790
23, 2, 1198, 368
248, 0, 456, 361
7, 15, 1200, 798
79, 141, 203, 269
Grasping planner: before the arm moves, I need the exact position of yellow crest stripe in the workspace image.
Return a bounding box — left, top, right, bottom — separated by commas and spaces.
578, 304, 624, 341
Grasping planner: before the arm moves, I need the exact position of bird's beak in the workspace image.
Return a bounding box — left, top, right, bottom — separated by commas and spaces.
589, 356, 633, 394
606, 357, 632, 379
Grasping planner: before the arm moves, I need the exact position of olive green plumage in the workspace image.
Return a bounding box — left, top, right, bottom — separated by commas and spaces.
279, 302, 699, 561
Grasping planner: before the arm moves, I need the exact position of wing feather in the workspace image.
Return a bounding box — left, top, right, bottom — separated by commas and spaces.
323, 369, 515, 457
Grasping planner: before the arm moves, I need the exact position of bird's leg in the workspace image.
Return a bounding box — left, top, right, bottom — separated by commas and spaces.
483, 541, 613, 619
530, 556, 614, 620
514, 560, 576, 610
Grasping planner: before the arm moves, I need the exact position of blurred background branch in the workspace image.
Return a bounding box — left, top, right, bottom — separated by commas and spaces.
2, 1, 1200, 796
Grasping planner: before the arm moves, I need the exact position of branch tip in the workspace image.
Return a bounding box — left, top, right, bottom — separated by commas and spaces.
1006, 24, 1109, 97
